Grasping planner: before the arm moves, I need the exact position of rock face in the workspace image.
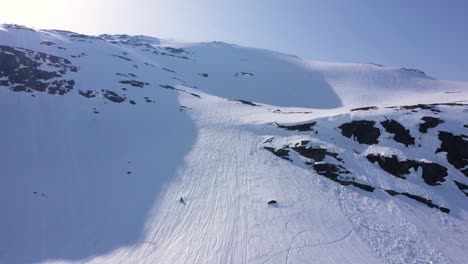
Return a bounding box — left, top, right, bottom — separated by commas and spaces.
276, 122, 316, 131
380, 119, 415, 146
436, 131, 468, 176
263, 103, 468, 215
0, 45, 77, 94
339, 120, 380, 144
103, 90, 126, 103
366, 154, 448, 186
419, 116, 444, 133
385, 190, 450, 213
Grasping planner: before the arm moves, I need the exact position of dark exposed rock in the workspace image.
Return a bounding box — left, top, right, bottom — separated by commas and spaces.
129, 100, 136, 105
40, 41, 55, 46
159, 84, 201, 98
164, 47, 185, 54
419, 162, 448, 186
160, 84, 176, 90
199, 73, 208, 77
0, 45, 77, 95
276, 122, 316, 132
366, 154, 417, 179
454, 180, 468, 197
390, 102, 467, 113
103, 90, 125, 103
230, 99, 259, 106
144, 97, 152, 103
385, 189, 449, 213
312, 163, 375, 192
419, 116, 444, 133
397, 104, 440, 113
381, 119, 415, 146
112, 54, 132, 61
340, 180, 375, 192
79, 90, 96, 98
119, 80, 148, 88
264, 147, 292, 161
70, 34, 100, 40
4, 24, 35, 32
267, 200, 277, 205
366, 154, 448, 185
272, 109, 314, 114
436, 131, 468, 176
162, 67, 175, 73
187, 92, 201, 98
234, 72, 254, 77
292, 146, 327, 161
313, 163, 350, 180
339, 120, 380, 145
400, 68, 429, 77
350, 106, 378, 112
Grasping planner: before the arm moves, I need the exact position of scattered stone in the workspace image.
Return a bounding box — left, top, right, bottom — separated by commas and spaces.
199, 73, 208, 77
129, 100, 136, 105
267, 200, 277, 206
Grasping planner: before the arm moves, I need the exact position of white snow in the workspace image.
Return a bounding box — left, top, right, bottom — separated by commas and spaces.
0, 24, 467, 264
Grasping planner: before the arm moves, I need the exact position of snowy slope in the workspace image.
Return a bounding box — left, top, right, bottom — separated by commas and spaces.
0, 24, 467, 264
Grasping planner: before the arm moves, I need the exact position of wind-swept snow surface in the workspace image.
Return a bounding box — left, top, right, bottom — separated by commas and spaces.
0, 24, 467, 264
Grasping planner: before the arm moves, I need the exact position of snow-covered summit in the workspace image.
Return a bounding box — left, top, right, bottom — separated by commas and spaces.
1, 24, 467, 264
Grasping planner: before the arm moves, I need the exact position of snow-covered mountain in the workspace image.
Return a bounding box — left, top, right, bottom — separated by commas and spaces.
1, 24, 467, 264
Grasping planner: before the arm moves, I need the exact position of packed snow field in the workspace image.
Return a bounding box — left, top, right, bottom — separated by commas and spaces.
1, 24, 467, 263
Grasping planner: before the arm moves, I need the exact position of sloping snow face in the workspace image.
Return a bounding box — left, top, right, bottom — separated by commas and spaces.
0, 24, 467, 264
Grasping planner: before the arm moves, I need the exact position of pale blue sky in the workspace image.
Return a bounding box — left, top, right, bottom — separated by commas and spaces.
2, 0, 467, 81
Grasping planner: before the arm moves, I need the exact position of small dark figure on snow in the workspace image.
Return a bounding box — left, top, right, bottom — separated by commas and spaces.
267, 200, 277, 206
179, 197, 186, 205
